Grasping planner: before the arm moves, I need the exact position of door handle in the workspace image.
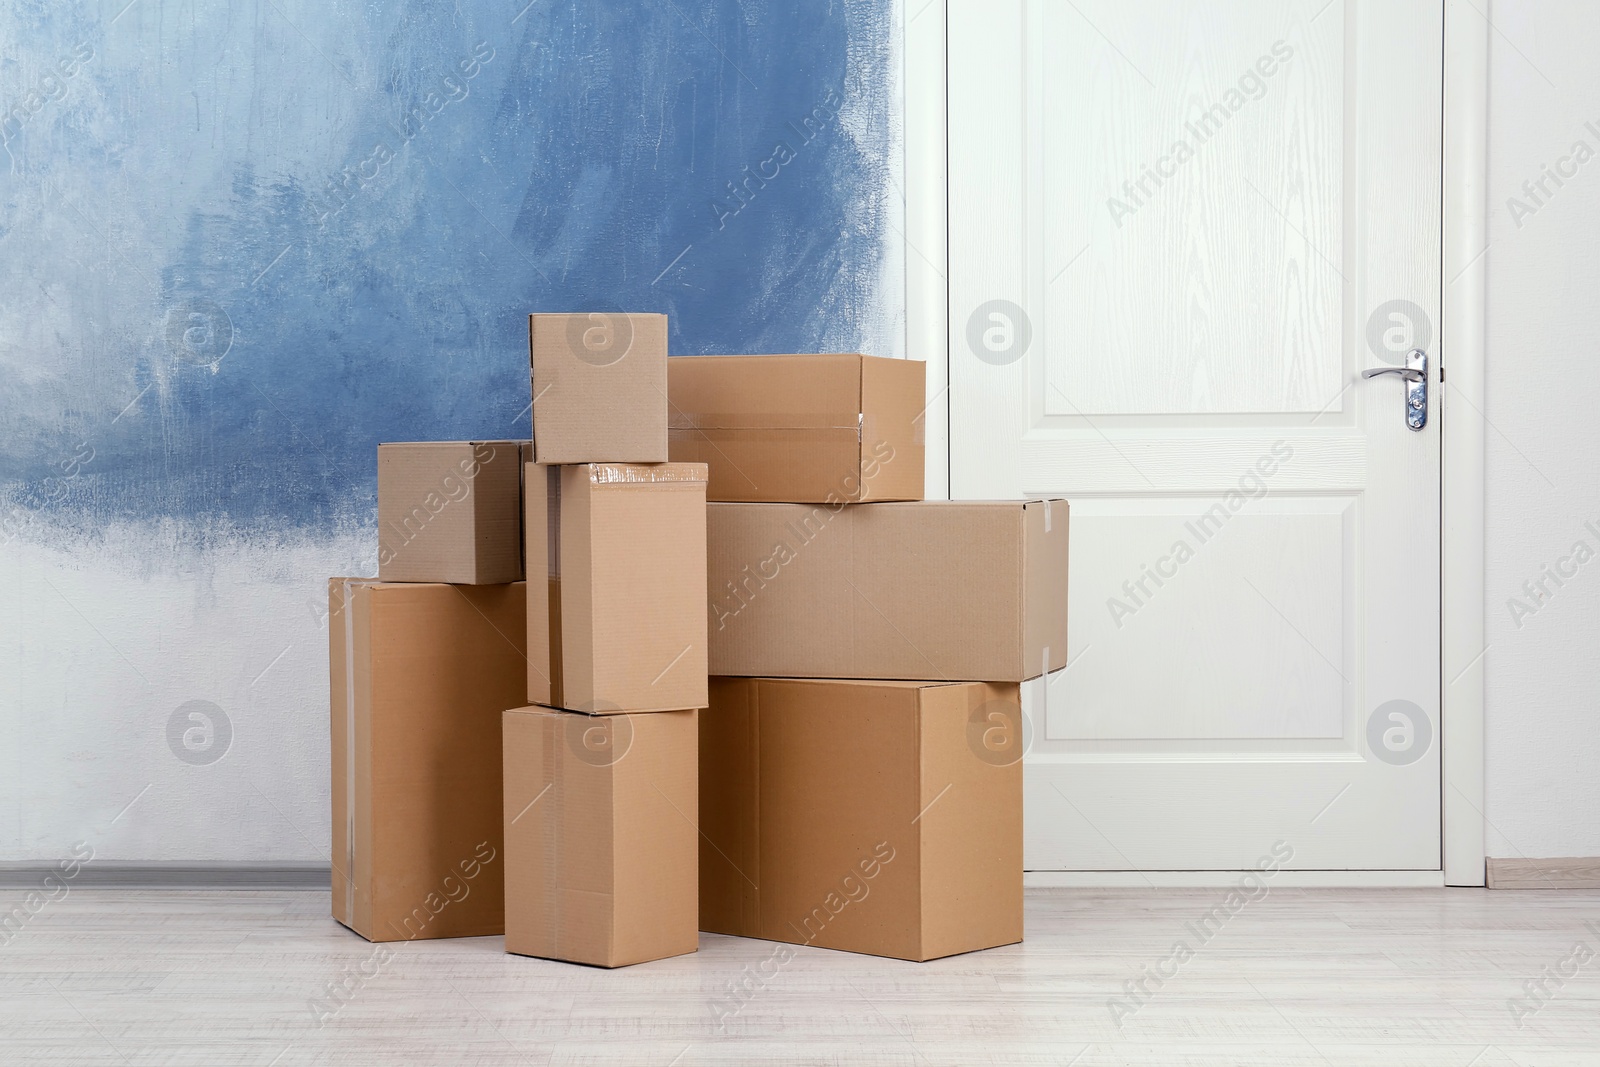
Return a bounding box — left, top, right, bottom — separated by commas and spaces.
1361, 348, 1427, 431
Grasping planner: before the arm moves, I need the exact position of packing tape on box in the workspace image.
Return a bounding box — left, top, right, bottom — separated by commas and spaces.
543, 469, 564, 705
584, 463, 708, 486
340, 577, 381, 930
540, 711, 562, 959
668, 414, 862, 446
546, 466, 561, 580
666, 412, 863, 431
667, 425, 861, 445
1040, 646, 1050, 722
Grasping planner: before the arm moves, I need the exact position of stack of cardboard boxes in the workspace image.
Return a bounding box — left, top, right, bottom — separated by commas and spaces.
505, 314, 706, 968
672, 353, 1067, 962
329, 314, 1069, 968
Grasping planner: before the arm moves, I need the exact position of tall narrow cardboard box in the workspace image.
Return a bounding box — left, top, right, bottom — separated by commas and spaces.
329, 579, 526, 941
503, 706, 699, 967
525, 462, 708, 713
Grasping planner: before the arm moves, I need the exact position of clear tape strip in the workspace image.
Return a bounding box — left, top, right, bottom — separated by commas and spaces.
667, 412, 861, 431
584, 463, 707, 485
342, 578, 360, 929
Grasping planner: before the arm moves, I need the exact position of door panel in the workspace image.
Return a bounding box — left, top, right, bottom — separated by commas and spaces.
950, 0, 1442, 871
1037, 2, 1344, 417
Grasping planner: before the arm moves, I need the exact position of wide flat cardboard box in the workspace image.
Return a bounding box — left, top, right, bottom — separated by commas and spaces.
503, 706, 699, 968
529, 313, 668, 464
328, 579, 526, 942
667, 354, 925, 503
708, 499, 1068, 682
700, 677, 1023, 962
526, 462, 709, 713
377, 442, 530, 584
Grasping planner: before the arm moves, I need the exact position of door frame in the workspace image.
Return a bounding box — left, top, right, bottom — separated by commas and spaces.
904, 0, 1488, 887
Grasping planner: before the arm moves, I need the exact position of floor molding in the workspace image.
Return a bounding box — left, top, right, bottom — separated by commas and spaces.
1025, 870, 1447, 889
1487, 857, 1600, 889
0, 864, 330, 890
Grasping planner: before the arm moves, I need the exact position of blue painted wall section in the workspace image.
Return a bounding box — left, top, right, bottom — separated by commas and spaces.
0, 0, 896, 531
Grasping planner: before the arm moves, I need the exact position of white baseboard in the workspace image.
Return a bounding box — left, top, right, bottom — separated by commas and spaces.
0, 864, 330, 890
1025, 869, 1447, 888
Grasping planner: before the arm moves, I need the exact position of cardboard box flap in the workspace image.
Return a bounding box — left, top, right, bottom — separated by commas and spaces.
914, 682, 1025, 960
697, 679, 762, 936
1022, 499, 1069, 677
858, 357, 927, 502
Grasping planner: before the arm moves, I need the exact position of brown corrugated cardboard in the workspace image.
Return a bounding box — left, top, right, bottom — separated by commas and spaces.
328, 579, 526, 942
707, 499, 1068, 682
667, 354, 925, 503
529, 313, 668, 464
526, 462, 709, 713
700, 677, 1023, 962
377, 441, 530, 584
503, 706, 699, 968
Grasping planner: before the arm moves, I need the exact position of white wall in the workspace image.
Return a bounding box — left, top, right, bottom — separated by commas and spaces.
7, 0, 1594, 870
0, 524, 370, 864
0, 3, 907, 869
1483, 0, 1600, 859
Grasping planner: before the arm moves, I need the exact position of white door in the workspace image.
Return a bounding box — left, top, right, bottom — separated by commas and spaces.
948, 0, 1442, 872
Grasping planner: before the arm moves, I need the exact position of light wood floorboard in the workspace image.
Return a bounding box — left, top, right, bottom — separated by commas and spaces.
2, 888, 1599, 1065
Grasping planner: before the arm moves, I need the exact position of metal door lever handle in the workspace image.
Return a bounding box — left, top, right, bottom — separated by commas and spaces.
1361, 366, 1424, 382
1360, 348, 1428, 431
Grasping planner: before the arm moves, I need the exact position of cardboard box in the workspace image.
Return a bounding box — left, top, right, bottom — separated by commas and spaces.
526, 462, 709, 713
377, 441, 530, 584
328, 579, 527, 942
667, 354, 925, 503
700, 677, 1022, 962
529, 313, 668, 464
503, 706, 699, 967
707, 499, 1068, 682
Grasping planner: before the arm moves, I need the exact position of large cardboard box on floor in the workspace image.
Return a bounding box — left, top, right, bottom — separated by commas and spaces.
328, 579, 526, 942
526, 462, 708, 713
700, 677, 1023, 962
667, 354, 925, 503
529, 313, 668, 464
707, 499, 1068, 681
377, 441, 530, 584
503, 706, 699, 967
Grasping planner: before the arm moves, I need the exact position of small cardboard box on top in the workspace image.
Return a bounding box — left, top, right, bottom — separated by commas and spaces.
376, 441, 530, 585
526, 462, 709, 714
503, 705, 699, 968
529, 313, 668, 464
707, 499, 1069, 682
700, 677, 1023, 962
667, 353, 925, 503
328, 578, 526, 942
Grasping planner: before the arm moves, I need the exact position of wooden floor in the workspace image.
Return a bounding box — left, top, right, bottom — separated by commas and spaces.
3, 887, 1599, 1065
